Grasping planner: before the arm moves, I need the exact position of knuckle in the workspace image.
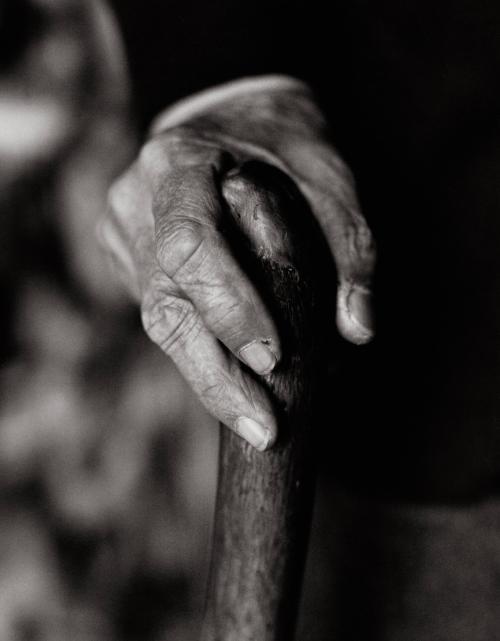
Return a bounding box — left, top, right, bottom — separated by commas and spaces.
106, 173, 139, 227
159, 126, 196, 149
157, 126, 206, 151
206, 295, 245, 338
338, 218, 376, 283
142, 127, 226, 174
107, 167, 140, 215
141, 291, 200, 354
352, 224, 377, 273
221, 173, 252, 199
199, 380, 227, 405
138, 137, 169, 172
138, 129, 196, 171
198, 371, 233, 412
221, 173, 257, 214
156, 218, 207, 278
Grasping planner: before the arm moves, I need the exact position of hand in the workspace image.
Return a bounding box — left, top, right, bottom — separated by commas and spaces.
99, 76, 376, 451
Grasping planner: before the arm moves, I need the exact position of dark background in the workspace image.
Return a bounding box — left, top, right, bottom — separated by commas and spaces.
2, 0, 500, 639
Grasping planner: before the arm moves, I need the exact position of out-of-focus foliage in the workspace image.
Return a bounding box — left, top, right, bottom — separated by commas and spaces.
0, 1, 217, 639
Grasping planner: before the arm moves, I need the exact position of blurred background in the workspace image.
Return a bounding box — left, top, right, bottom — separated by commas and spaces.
0, 1, 219, 639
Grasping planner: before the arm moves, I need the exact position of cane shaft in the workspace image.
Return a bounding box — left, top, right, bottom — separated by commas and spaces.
202, 162, 334, 641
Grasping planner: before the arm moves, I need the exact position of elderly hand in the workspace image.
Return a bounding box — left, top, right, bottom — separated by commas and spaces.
99, 76, 376, 451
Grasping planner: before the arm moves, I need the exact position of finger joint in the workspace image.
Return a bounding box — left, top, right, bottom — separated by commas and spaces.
141, 292, 200, 354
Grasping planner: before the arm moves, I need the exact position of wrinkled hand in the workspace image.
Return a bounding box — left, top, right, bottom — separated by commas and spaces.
99, 76, 376, 451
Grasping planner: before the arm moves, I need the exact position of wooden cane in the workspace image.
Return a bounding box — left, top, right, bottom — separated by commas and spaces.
202, 162, 336, 641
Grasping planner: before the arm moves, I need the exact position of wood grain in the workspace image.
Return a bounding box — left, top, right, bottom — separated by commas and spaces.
202, 162, 336, 641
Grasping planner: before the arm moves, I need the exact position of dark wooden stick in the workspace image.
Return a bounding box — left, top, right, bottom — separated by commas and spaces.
201, 162, 335, 641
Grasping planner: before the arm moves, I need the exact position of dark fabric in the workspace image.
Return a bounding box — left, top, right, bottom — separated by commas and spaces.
300, 486, 500, 641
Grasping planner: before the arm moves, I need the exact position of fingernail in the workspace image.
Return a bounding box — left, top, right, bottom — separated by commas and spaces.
347, 286, 374, 342
239, 340, 277, 375
235, 417, 271, 451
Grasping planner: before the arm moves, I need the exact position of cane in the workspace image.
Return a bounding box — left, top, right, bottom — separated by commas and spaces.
201, 161, 336, 641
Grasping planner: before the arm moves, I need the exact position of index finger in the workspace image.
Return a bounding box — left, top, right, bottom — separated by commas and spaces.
149, 153, 282, 376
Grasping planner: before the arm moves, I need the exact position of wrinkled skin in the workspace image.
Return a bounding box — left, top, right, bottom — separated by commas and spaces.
1, 1, 376, 453
100, 78, 377, 450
